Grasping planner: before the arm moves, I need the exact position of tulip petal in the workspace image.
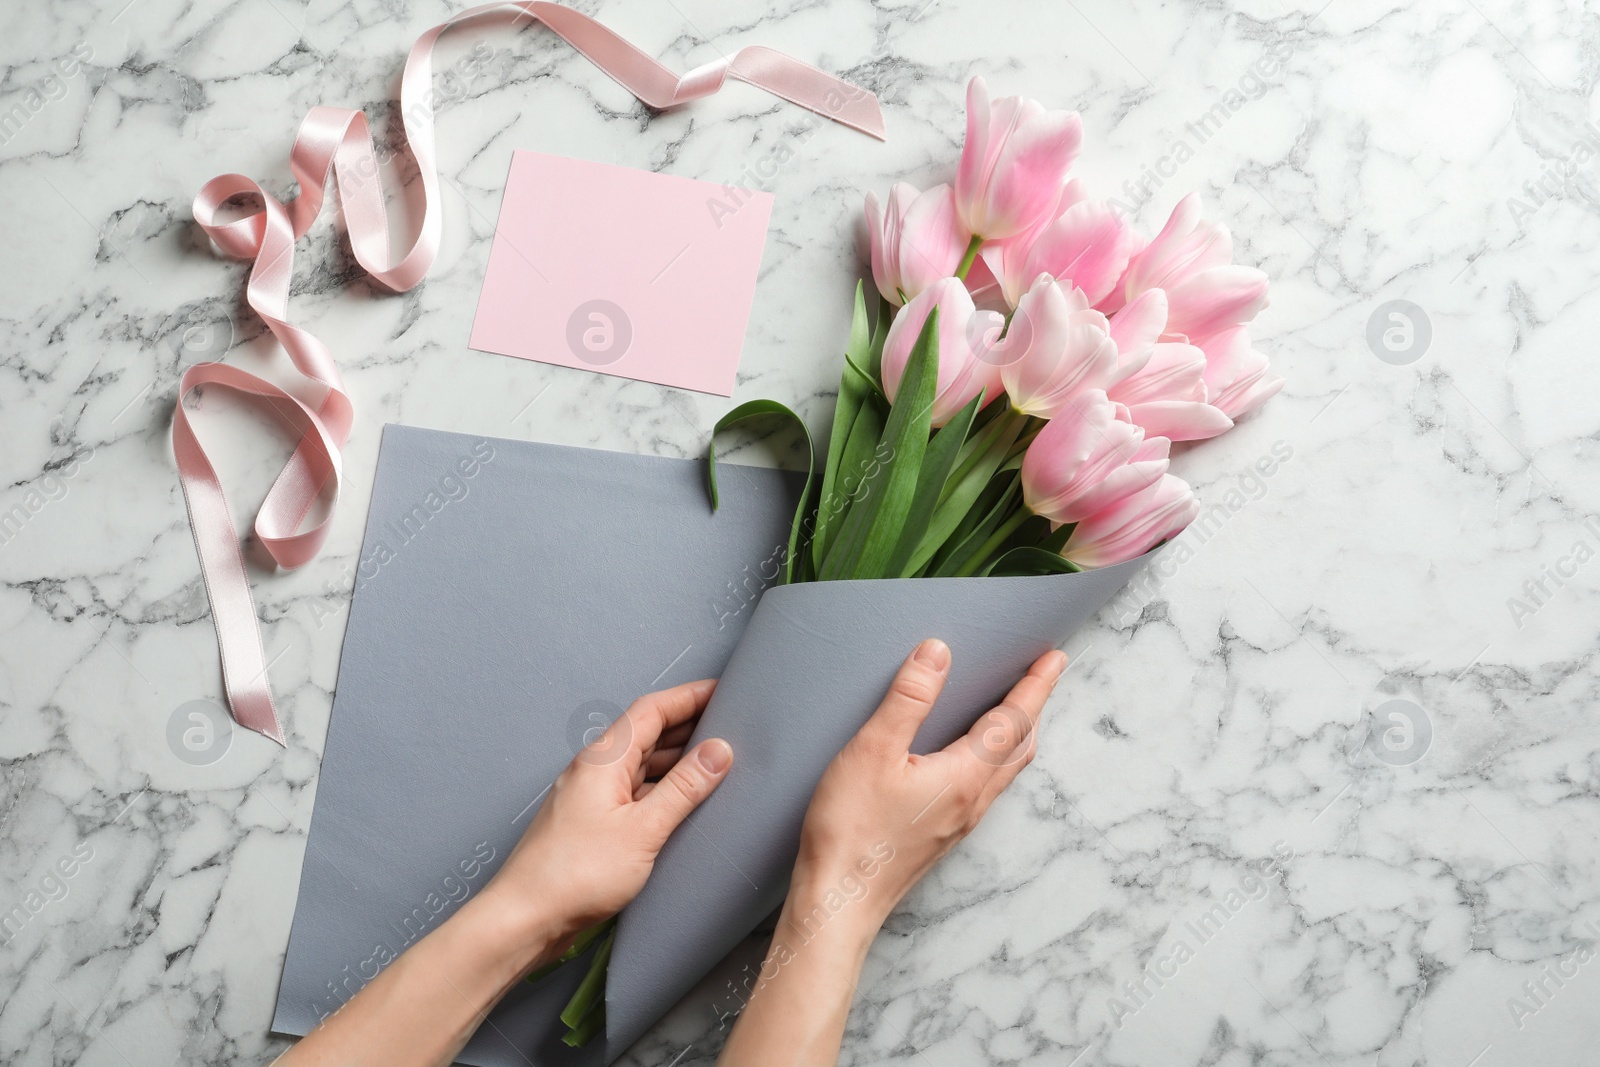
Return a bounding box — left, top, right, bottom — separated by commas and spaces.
998, 276, 1118, 418
1121, 400, 1233, 441
955, 77, 1083, 240
1165, 265, 1269, 342
1063, 473, 1199, 568
1124, 192, 1233, 298
979, 110, 1083, 240
1108, 341, 1206, 406
1105, 291, 1164, 385
1020, 200, 1137, 307
881, 278, 1002, 426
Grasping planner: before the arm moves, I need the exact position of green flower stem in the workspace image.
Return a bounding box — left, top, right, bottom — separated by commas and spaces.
954, 234, 985, 281
953, 506, 1034, 577
559, 925, 616, 1034
562, 1005, 606, 1048
1005, 415, 1046, 464
947, 407, 1025, 491
524, 917, 614, 985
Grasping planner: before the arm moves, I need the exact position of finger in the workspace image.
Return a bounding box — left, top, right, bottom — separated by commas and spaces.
856, 639, 952, 756
657, 719, 697, 752
638, 738, 733, 836
950, 649, 1065, 793
975, 725, 1039, 811
603, 678, 716, 766
953, 650, 1065, 773
644, 745, 685, 779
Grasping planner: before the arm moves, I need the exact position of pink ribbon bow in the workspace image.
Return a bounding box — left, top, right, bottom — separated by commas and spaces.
175, 1, 886, 745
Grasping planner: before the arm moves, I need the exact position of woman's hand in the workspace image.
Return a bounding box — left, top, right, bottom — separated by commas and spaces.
276, 679, 731, 1067
478, 678, 735, 959
793, 638, 1065, 929
718, 638, 1067, 1066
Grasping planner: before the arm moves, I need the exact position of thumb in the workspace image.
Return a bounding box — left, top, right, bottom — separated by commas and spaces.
638, 738, 733, 840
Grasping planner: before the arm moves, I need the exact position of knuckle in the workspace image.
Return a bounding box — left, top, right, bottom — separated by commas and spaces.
661, 766, 706, 813
890, 669, 941, 707
951, 777, 982, 808
672, 761, 706, 798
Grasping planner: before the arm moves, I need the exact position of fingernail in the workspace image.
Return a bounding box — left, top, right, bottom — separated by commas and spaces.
914, 639, 950, 671
698, 738, 733, 774
1044, 650, 1069, 680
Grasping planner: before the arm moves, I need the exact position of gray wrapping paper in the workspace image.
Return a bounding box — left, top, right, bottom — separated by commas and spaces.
273, 424, 1145, 1065
605, 561, 1145, 1060
272, 424, 803, 1066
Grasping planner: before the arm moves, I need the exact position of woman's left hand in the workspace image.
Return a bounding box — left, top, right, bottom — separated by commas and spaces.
274, 679, 731, 1067
477, 677, 734, 962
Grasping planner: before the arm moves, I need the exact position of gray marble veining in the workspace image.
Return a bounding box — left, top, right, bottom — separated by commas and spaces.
2, 0, 1598, 1064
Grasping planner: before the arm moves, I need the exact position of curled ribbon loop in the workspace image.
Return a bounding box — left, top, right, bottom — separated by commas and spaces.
176, 1, 886, 744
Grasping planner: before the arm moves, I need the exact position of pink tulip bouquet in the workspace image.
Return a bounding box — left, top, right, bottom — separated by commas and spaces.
546, 77, 1283, 1050
709, 75, 1282, 583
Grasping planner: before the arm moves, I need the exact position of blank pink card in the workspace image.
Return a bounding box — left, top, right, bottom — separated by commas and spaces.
469, 151, 774, 396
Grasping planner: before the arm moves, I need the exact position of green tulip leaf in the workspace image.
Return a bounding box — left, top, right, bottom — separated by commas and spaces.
983, 546, 1083, 577
819, 308, 940, 581
706, 398, 814, 584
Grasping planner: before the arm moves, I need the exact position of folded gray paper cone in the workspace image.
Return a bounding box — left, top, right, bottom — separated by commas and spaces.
605, 559, 1146, 1060
272, 422, 1147, 1066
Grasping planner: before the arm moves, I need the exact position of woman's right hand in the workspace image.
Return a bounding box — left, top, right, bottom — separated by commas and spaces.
717, 639, 1067, 1066
791, 637, 1068, 933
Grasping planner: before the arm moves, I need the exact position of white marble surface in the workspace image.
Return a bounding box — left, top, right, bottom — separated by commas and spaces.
4, 0, 1600, 1063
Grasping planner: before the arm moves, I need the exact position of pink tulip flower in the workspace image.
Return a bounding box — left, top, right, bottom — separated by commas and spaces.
985, 198, 1139, 309
1106, 288, 1168, 382
1166, 265, 1269, 344
865, 183, 971, 306
994, 275, 1119, 419
954, 77, 1084, 241
1094, 225, 1149, 316
1063, 473, 1199, 568
1124, 192, 1267, 342
881, 278, 1004, 426
1021, 390, 1170, 524
1198, 326, 1285, 418
1108, 340, 1234, 441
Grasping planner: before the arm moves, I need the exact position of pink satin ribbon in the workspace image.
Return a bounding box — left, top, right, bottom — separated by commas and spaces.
175, 1, 886, 744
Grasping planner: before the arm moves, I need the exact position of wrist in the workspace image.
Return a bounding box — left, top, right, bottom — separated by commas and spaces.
783, 865, 892, 952
791, 839, 903, 930
456, 884, 568, 972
